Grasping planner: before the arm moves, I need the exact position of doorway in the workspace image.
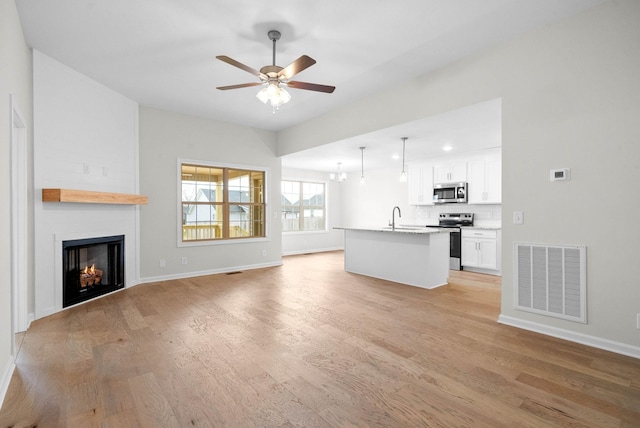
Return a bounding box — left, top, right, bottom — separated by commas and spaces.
10, 95, 28, 356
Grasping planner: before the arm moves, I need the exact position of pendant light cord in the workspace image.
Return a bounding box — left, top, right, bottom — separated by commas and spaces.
401, 137, 407, 174
359, 146, 366, 183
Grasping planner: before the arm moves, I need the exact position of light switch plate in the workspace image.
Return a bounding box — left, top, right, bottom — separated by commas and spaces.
513, 211, 524, 225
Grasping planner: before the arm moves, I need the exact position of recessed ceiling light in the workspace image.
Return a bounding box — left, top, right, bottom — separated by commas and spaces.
443, 145, 453, 152
391, 153, 400, 160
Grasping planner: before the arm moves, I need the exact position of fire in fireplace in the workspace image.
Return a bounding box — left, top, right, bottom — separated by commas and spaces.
62, 235, 124, 307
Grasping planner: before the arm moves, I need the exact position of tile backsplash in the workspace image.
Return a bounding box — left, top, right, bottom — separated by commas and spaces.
414, 204, 501, 227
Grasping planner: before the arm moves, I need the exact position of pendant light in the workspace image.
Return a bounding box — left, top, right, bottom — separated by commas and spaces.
399, 137, 408, 182
359, 146, 366, 184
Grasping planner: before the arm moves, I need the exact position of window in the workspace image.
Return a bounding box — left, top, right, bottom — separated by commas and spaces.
281, 180, 326, 232
181, 162, 266, 242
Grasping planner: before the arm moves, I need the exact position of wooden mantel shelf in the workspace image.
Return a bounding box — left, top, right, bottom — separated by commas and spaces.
42, 188, 148, 205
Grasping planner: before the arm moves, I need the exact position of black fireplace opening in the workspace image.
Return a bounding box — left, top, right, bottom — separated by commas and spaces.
63, 235, 125, 308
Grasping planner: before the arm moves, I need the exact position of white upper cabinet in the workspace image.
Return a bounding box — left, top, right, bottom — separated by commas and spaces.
433, 161, 467, 184
467, 148, 502, 204
409, 149, 501, 205
408, 162, 434, 205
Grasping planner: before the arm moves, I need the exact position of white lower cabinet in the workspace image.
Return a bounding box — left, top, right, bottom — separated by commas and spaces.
461, 229, 498, 270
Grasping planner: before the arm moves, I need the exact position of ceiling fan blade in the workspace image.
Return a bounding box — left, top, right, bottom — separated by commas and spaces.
278, 55, 316, 80
287, 80, 335, 93
216, 55, 266, 79
216, 82, 263, 90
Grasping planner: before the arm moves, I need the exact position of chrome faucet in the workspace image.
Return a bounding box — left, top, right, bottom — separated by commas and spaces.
391, 206, 401, 230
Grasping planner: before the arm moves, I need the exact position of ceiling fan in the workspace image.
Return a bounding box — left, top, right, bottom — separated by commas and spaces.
216, 30, 335, 109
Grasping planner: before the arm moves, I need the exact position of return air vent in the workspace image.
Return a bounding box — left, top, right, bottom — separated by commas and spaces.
514, 243, 586, 323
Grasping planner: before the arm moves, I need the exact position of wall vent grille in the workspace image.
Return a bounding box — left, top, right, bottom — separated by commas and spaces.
514, 243, 586, 323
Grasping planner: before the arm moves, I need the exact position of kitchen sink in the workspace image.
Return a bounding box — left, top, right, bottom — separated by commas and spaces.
381, 226, 425, 231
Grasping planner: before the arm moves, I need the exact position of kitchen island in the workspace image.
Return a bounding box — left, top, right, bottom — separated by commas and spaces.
336, 227, 451, 289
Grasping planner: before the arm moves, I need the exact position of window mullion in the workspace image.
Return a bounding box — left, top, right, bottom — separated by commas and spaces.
298, 184, 304, 231
223, 168, 229, 238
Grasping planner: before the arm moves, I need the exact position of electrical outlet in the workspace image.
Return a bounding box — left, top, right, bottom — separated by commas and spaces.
262, 250, 267, 257
159, 259, 166, 268
637, 313, 640, 329
83, 163, 89, 174
181, 257, 188, 265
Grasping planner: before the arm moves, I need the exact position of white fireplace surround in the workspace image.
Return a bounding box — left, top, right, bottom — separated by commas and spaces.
34, 51, 141, 319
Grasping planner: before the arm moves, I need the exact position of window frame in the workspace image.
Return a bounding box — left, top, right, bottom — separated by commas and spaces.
177, 158, 270, 247
281, 178, 328, 234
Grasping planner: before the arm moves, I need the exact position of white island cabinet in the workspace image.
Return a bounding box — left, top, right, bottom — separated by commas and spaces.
337, 227, 451, 289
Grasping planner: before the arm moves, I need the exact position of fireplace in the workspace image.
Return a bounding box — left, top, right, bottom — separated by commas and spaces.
62, 235, 125, 307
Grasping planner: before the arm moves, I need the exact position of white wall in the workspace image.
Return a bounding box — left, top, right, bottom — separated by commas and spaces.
282, 167, 344, 255
33, 51, 140, 319
340, 166, 413, 229
138, 106, 281, 281
0, 0, 33, 405
278, 0, 640, 356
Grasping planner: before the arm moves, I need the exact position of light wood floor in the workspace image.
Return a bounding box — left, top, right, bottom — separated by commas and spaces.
1, 251, 639, 427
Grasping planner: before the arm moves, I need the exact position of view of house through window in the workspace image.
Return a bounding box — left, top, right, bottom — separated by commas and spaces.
281, 180, 326, 232
181, 163, 265, 242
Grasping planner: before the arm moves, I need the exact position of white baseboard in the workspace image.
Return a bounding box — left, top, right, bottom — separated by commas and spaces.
139, 260, 283, 284
498, 314, 640, 360
0, 357, 16, 410
282, 247, 343, 256
462, 266, 501, 276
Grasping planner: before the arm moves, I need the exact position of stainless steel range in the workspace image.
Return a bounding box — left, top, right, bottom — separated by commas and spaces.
428, 213, 474, 270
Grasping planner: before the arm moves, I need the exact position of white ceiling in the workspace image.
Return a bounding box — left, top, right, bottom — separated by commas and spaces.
283, 98, 502, 174
16, 0, 603, 171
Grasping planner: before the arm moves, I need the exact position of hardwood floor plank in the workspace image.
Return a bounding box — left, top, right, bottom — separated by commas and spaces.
1, 251, 639, 427
128, 372, 180, 427
516, 372, 640, 425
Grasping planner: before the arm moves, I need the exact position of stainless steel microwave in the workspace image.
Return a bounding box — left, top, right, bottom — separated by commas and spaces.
433, 182, 468, 204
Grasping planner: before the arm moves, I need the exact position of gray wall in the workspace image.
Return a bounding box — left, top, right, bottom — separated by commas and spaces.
278, 0, 640, 352
0, 0, 33, 397
139, 106, 282, 280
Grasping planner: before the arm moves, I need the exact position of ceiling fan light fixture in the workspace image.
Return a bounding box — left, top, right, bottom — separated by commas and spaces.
256, 82, 291, 107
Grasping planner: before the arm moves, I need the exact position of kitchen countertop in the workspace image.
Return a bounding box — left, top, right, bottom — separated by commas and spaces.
395, 224, 502, 231
334, 226, 454, 235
